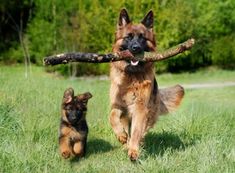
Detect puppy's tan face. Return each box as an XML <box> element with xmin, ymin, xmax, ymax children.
<box><xmin>61</xmin><ymin>88</ymin><xmax>92</xmax><ymax>125</ymax></box>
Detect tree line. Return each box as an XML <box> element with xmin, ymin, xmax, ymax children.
<box><xmin>1</xmin><ymin>0</ymin><xmax>235</xmax><ymax>76</ymax></box>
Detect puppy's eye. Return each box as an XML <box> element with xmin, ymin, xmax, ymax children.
<box><xmin>65</xmin><ymin>106</ymin><xmax>72</xmax><ymax>110</ymax></box>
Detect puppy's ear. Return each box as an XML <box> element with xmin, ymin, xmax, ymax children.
<box><xmin>77</xmin><ymin>92</ymin><xmax>92</xmax><ymax>104</ymax></box>
<box><xmin>141</xmin><ymin>10</ymin><xmax>154</xmax><ymax>29</ymax></box>
<box><xmin>118</xmin><ymin>8</ymin><xmax>131</xmax><ymax>27</ymax></box>
<box><xmin>63</xmin><ymin>88</ymin><xmax>74</xmax><ymax>104</ymax></box>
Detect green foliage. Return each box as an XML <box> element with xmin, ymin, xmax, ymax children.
<box><xmin>211</xmin><ymin>35</ymin><xmax>235</xmax><ymax>69</ymax></box>
<box><xmin>1</xmin><ymin>0</ymin><xmax>235</xmax><ymax>75</ymax></box>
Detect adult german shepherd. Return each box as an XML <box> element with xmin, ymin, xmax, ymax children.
<box><xmin>109</xmin><ymin>9</ymin><xmax>184</xmax><ymax>161</ymax></box>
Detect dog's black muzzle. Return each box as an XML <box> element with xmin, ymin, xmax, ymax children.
<box><xmin>67</xmin><ymin>110</ymin><xmax>83</xmax><ymax>125</ymax></box>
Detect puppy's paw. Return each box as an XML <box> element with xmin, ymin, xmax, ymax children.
<box><xmin>128</xmin><ymin>149</ymin><xmax>139</xmax><ymax>161</ymax></box>
<box><xmin>73</xmin><ymin>141</ymin><xmax>85</xmax><ymax>157</ymax></box>
<box><xmin>61</xmin><ymin>150</ymin><xmax>71</xmax><ymax>159</ymax></box>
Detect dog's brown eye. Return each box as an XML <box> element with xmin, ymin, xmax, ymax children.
<box><xmin>119</xmin><ymin>46</ymin><xmax>124</xmax><ymax>51</ymax></box>
<box><xmin>127</xmin><ymin>33</ymin><xmax>134</xmax><ymax>39</ymax></box>
<box><xmin>139</xmin><ymin>33</ymin><xmax>144</xmax><ymax>38</ymax></box>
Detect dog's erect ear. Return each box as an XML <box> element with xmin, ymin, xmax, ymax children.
<box><xmin>77</xmin><ymin>92</ymin><xmax>92</xmax><ymax>104</ymax></box>
<box><xmin>118</xmin><ymin>8</ymin><xmax>131</xmax><ymax>27</ymax></box>
<box><xmin>63</xmin><ymin>88</ymin><xmax>74</xmax><ymax>104</ymax></box>
<box><xmin>141</xmin><ymin>10</ymin><xmax>154</xmax><ymax>29</ymax></box>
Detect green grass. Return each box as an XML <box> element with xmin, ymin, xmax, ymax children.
<box><xmin>157</xmin><ymin>67</ymin><xmax>235</xmax><ymax>86</ymax></box>
<box><xmin>0</xmin><ymin>65</ymin><xmax>234</xmax><ymax>173</ymax></box>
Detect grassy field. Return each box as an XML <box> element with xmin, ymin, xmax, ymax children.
<box><xmin>0</xmin><ymin>65</ymin><xmax>235</xmax><ymax>173</ymax></box>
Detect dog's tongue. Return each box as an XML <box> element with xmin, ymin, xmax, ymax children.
<box><xmin>131</xmin><ymin>60</ymin><xmax>139</xmax><ymax>66</ymax></box>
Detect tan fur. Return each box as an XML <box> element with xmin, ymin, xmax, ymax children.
<box><xmin>109</xmin><ymin>9</ymin><xmax>184</xmax><ymax>161</ymax></box>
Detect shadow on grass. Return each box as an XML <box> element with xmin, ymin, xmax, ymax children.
<box><xmin>87</xmin><ymin>138</ymin><xmax>114</xmax><ymax>155</ymax></box>
<box><xmin>70</xmin><ymin>138</ymin><xmax>114</xmax><ymax>162</ymax></box>
<box><xmin>143</xmin><ymin>131</ymin><xmax>194</xmax><ymax>157</ymax></box>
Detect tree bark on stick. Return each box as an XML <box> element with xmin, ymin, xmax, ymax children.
<box><xmin>43</xmin><ymin>38</ymin><xmax>195</xmax><ymax>66</ymax></box>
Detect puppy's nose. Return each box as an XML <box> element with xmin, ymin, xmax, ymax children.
<box><xmin>69</xmin><ymin>114</ymin><xmax>77</xmax><ymax>120</ymax></box>
<box><xmin>131</xmin><ymin>45</ymin><xmax>141</xmax><ymax>54</ymax></box>
<box><xmin>77</xmin><ymin>110</ymin><xmax>83</xmax><ymax>117</ymax></box>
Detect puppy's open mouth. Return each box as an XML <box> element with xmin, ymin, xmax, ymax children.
<box><xmin>130</xmin><ymin>60</ymin><xmax>139</xmax><ymax>66</ymax></box>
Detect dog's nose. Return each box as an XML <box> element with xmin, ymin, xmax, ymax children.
<box><xmin>131</xmin><ymin>45</ymin><xmax>141</xmax><ymax>54</ymax></box>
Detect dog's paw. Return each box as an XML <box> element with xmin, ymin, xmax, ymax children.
<box><xmin>61</xmin><ymin>151</ymin><xmax>71</xmax><ymax>159</ymax></box>
<box><xmin>73</xmin><ymin>142</ymin><xmax>84</xmax><ymax>157</ymax></box>
<box><xmin>117</xmin><ymin>133</ymin><xmax>128</xmax><ymax>144</ymax></box>
<box><xmin>128</xmin><ymin>149</ymin><xmax>139</xmax><ymax>161</ymax></box>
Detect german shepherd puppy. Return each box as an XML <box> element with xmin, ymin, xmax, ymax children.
<box><xmin>59</xmin><ymin>88</ymin><xmax>92</xmax><ymax>159</ymax></box>
<box><xmin>109</xmin><ymin>9</ymin><xmax>184</xmax><ymax>161</ymax></box>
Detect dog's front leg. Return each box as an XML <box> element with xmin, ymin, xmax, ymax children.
<box><xmin>73</xmin><ymin>140</ymin><xmax>85</xmax><ymax>157</ymax></box>
<box><xmin>128</xmin><ymin>103</ymin><xmax>148</xmax><ymax>161</ymax></box>
<box><xmin>109</xmin><ymin>108</ymin><xmax>128</xmax><ymax>144</ymax></box>
<box><xmin>59</xmin><ymin>136</ymin><xmax>72</xmax><ymax>159</ymax></box>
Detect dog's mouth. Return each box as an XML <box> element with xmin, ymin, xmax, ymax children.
<box><xmin>130</xmin><ymin>60</ymin><xmax>139</xmax><ymax>66</ymax></box>
<box><xmin>127</xmin><ymin>51</ymin><xmax>142</xmax><ymax>66</ymax></box>
<box><xmin>126</xmin><ymin>59</ymin><xmax>141</xmax><ymax>67</ymax></box>
<box><xmin>119</xmin><ymin>47</ymin><xmax>143</xmax><ymax>67</ymax></box>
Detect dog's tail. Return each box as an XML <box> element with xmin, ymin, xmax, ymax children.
<box><xmin>158</xmin><ymin>85</ymin><xmax>184</xmax><ymax>115</ymax></box>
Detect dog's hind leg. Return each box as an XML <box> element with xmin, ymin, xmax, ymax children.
<box><xmin>109</xmin><ymin>107</ymin><xmax>129</xmax><ymax>144</ymax></box>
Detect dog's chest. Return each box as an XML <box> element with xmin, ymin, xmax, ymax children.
<box><xmin>121</xmin><ymin>79</ymin><xmax>153</xmax><ymax>106</ymax></box>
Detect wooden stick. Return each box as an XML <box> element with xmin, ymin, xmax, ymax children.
<box><xmin>139</xmin><ymin>38</ymin><xmax>195</xmax><ymax>62</ymax></box>
<box><xmin>43</xmin><ymin>50</ymin><xmax>133</xmax><ymax>66</ymax></box>
<box><xmin>43</xmin><ymin>38</ymin><xmax>195</xmax><ymax>66</ymax></box>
